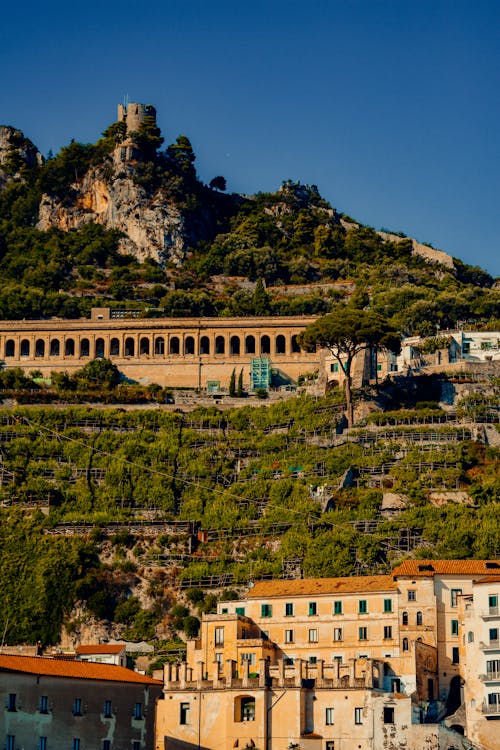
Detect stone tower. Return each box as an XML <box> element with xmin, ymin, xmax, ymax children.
<box><xmin>115</xmin><ymin>102</ymin><xmax>157</xmax><ymax>163</ymax></box>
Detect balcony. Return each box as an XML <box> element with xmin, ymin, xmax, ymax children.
<box><xmin>479</xmin><ymin>640</ymin><xmax>500</xmax><ymax>651</ymax></box>
<box><xmin>481</xmin><ymin>608</ymin><xmax>500</xmax><ymax>620</ymax></box>
<box><xmin>482</xmin><ymin>703</ymin><xmax>500</xmax><ymax>716</ymax></box>
<box><xmin>479</xmin><ymin>672</ymin><xmax>500</xmax><ymax>682</ymax></box>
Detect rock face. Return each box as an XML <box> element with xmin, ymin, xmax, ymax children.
<box><xmin>38</xmin><ymin>166</ymin><xmax>194</xmax><ymax>266</ymax></box>
<box><xmin>0</xmin><ymin>126</ymin><xmax>42</xmax><ymax>188</ymax></box>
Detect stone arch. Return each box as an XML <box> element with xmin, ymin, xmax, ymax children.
<box><xmin>169</xmin><ymin>336</ymin><xmax>180</xmax><ymax>355</ymax></box>
<box><xmin>402</xmin><ymin>611</ymin><xmax>408</xmax><ymax>626</ymax></box>
<box><xmin>50</xmin><ymin>339</ymin><xmax>60</xmax><ymax>357</ymax></box>
<box><xmin>80</xmin><ymin>338</ymin><xmax>90</xmax><ymax>357</ymax></box>
<box><xmin>245</xmin><ymin>335</ymin><xmax>256</xmax><ymax>354</ymax></box>
<box><xmin>5</xmin><ymin>340</ymin><xmax>15</xmax><ymax>357</ymax></box>
<box><xmin>110</xmin><ymin>338</ymin><xmax>120</xmax><ymax>356</ymax></box>
<box><xmin>35</xmin><ymin>339</ymin><xmax>45</xmax><ymax>357</ymax></box>
<box><xmin>215</xmin><ymin>336</ymin><xmax>225</xmax><ymax>354</ymax></box>
<box><xmin>416</xmin><ymin>611</ymin><xmax>423</xmax><ymax>626</ymax></box>
<box><xmin>185</xmin><ymin>336</ymin><xmax>195</xmax><ymax>355</ymax></box>
<box><xmin>402</xmin><ymin>637</ymin><xmax>409</xmax><ymax>652</ymax></box>
<box><xmin>154</xmin><ymin>337</ymin><xmax>165</xmax><ymax>355</ymax></box>
<box><xmin>291</xmin><ymin>335</ymin><xmax>301</xmax><ymax>353</ymax></box>
<box><xmin>20</xmin><ymin>339</ymin><xmax>30</xmax><ymax>357</ymax></box>
<box><xmin>261</xmin><ymin>335</ymin><xmax>271</xmax><ymax>355</ymax></box>
<box><xmin>65</xmin><ymin>339</ymin><xmax>75</xmax><ymax>357</ymax></box>
<box><xmin>124</xmin><ymin>337</ymin><xmax>135</xmax><ymax>357</ymax></box>
<box><xmin>95</xmin><ymin>338</ymin><xmax>105</xmax><ymax>358</ymax></box>
<box><xmin>200</xmin><ymin>336</ymin><xmax>210</xmax><ymax>355</ymax></box>
<box><xmin>230</xmin><ymin>336</ymin><xmax>241</xmax><ymax>355</ymax></box>
<box><xmin>140</xmin><ymin>337</ymin><xmax>150</xmax><ymax>356</ymax></box>
<box><xmin>276</xmin><ymin>334</ymin><xmax>286</xmax><ymax>354</ymax></box>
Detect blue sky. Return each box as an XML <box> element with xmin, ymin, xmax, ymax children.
<box><xmin>1</xmin><ymin>0</ymin><xmax>499</xmax><ymax>275</ymax></box>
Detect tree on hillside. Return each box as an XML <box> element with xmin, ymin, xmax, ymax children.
<box><xmin>298</xmin><ymin>307</ymin><xmax>401</xmax><ymax>425</ymax></box>
<box><xmin>209</xmin><ymin>175</ymin><xmax>226</xmax><ymax>191</ymax></box>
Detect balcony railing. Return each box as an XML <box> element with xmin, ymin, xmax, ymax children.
<box><xmin>479</xmin><ymin>672</ymin><xmax>500</xmax><ymax>682</ymax></box>
<box><xmin>481</xmin><ymin>607</ymin><xmax>499</xmax><ymax>620</ymax></box>
<box><xmin>479</xmin><ymin>640</ymin><xmax>500</xmax><ymax>650</ymax></box>
<box><xmin>482</xmin><ymin>703</ymin><xmax>500</xmax><ymax>715</ymax></box>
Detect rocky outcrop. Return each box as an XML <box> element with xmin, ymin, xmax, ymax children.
<box><xmin>0</xmin><ymin>126</ymin><xmax>42</xmax><ymax>188</ymax></box>
<box><xmin>377</xmin><ymin>230</ymin><xmax>455</xmax><ymax>269</ymax></box>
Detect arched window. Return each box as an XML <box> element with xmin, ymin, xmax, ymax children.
<box><xmin>124</xmin><ymin>337</ymin><xmax>135</xmax><ymax>357</ymax></box>
<box><xmin>110</xmin><ymin>338</ymin><xmax>120</xmax><ymax>356</ymax></box>
<box><xmin>468</xmin><ymin>631</ymin><xmax>474</xmax><ymax>643</ymax></box>
<box><xmin>291</xmin><ymin>335</ymin><xmax>301</xmax><ymax>353</ymax></box>
<box><xmin>402</xmin><ymin>612</ymin><xmax>408</xmax><ymax>626</ymax></box>
<box><xmin>235</xmin><ymin>696</ymin><xmax>255</xmax><ymax>722</ymax></box>
<box><xmin>245</xmin><ymin>335</ymin><xmax>256</xmax><ymax>354</ymax></box>
<box><xmin>65</xmin><ymin>339</ymin><xmax>75</xmax><ymax>357</ymax></box>
<box><xmin>20</xmin><ymin>339</ymin><xmax>30</xmax><ymax>357</ymax></box>
<box><xmin>276</xmin><ymin>334</ymin><xmax>286</xmax><ymax>354</ymax></box>
<box><xmin>402</xmin><ymin>637</ymin><xmax>409</xmax><ymax>652</ymax></box>
<box><xmin>154</xmin><ymin>337</ymin><xmax>165</xmax><ymax>355</ymax></box>
<box><xmin>5</xmin><ymin>340</ymin><xmax>15</xmax><ymax>357</ymax></box>
<box><xmin>80</xmin><ymin>338</ymin><xmax>90</xmax><ymax>357</ymax></box>
<box><xmin>261</xmin><ymin>335</ymin><xmax>271</xmax><ymax>355</ymax></box>
<box><xmin>35</xmin><ymin>339</ymin><xmax>45</xmax><ymax>357</ymax></box>
<box><xmin>140</xmin><ymin>337</ymin><xmax>150</xmax><ymax>356</ymax></box>
<box><xmin>230</xmin><ymin>336</ymin><xmax>241</xmax><ymax>355</ymax></box>
<box><xmin>215</xmin><ymin>336</ymin><xmax>225</xmax><ymax>354</ymax></box>
<box><xmin>169</xmin><ymin>336</ymin><xmax>180</xmax><ymax>355</ymax></box>
<box><xmin>416</xmin><ymin>611</ymin><xmax>423</xmax><ymax>626</ymax></box>
<box><xmin>200</xmin><ymin>336</ymin><xmax>210</xmax><ymax>355</ymax></box>
<box><xmin>50</xmin><ymin>339</ymin><xmax>60</xmax><ymax>357</ymax></box>
<box><xmin>185</xmin><ymin>336</ymin><xmax>195</xmax><ymax>355</ymax></box>
<box><xmin>95</xmin><ymin>338</ymin><xmax>105</xmax><ymax>358</ymax></box>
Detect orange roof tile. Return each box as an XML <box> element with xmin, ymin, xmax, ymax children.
<box><xmin>76</xmin><ymin>644</ymin><xmax>124</xmax><ymax>655</ymax></box>
<box><xmin>0</xmin><ymin>654</ymin><xmax>162</xmax><ymax>685</ymax></box>
<box><xmin>392</xmin><ymin>560</ymin><xmax>500</xmax><ymax>577</ymax></box>
<box><xmin>247</xmin><ymin>575</ymin><xmax>397</xmax><ymax>599</ymax></box>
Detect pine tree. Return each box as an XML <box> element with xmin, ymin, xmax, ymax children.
<box><xmin>253</xmin><ymin>278</ymin><xmax>270</xmax><ymax>316</ymax></box>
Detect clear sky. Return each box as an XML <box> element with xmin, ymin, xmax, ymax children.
<box><xmin>1</xmin><ymin>0</ymin><xmax>499</xmax><ymax>275</ymax></box>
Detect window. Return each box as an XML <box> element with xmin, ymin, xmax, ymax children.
<box><xmin>215</xmin><ymin>627</ymin><xmax>224</xmax><ymax>646</ymax></box>
<box><xmin>285</xmin><ymin>602</ymin><xmax>294</xmax><ymax>616</ymax></box>
<box><xmin>132</xmin><ymin>743</ymin><xmax>141</xmax><ymax>750</ymax></box>
<box><xmin>402</xmin><ymin>637</ymin><xmax>409</xmax><ymax>652</ymax></box>
<box><xmin>309</xmin><ymin>629</ymin><xmax>318</xmax><ymax>643</ymax></box>
<box><xmin>102</xmin><ymin>741</ymin><xmax>111</xmax><ymax>750</ymax></box>
<box><xmin>38</xmin><ymin>739</ymin><xmax>47</xmax><ymax>750</ymax></box>
<box><xmin>6</xmin><ymin>737</ymin><xmax>15</xmax><ymax>750</ymax></box>
<box><xmin>215</xmin><ymin>652</ymin><xmax>223</xmax><ymax>669</ymax></box>
<box><xmin>240</xmin><ymin>696</ymin><xmax>256</xmax><ymax>722</ymax></box>
<box><xmin>402</xmin><ymin>611</ymin><xmax>408</xmax><ymax>626</ymax></box>
<box><xmin>333</xmin><ymin>628</ymin><xmax>343</xmax><ymax>641</ymax></box>
<box><xmin>451</xmin><ymin>588</ymin><xmax>462</xmax><ymax>607</ymax></box>
<box><xmin>326</xmin><ymin>743</ymin><xmax>335</xmax><ymax>750</ymax></box>
<box><xmin>451</xmin><ymin>619</ymin><xmax>459</xmax><ymax>636</ymax></box>
<box><xmin>408</xmin><ymin>590</ymin><xmax>416</xmax><ymax>601</ymax></box>
<box><xmin>383</xmin><ymin>706</ymin><xmax>395</xmax><ymax>723</ymax></box>
<box><xmin>489</xmin><ymin>595</ymin><xmax>498</xmax><ymax>614</ymax></box>
<box><xmin>468</xmin><ymin>631</ymin><xmax>474</xmax><ymax>643</ymax></box>
<box><xmin>73</xmin><ymin>698</ymin><xmax>82</xmax><ymax>716</ymax></box>
<box><xmin>309</xmin><ymin>656</ymin><xmax>317</xmax><ymax>664</ymax></box>
<box><xmin>325</xmin><ymin>707</ymin><xmax>335</xmax><ymax>725</ymax></box>
<box><xmin>241</xmin><ymin>653</ymin><xmax>256</xmax><ymax>665</ymax></box>
<box><xmin>384</xmin><ymin>626</ymin><xmax>393</xmax><ymax>640</ymax></box>
<box><xmin>133</xmin><ymin>702</ymin><xmax>143</xmax><ymax>720</ymax></box>
<box><xmin>261</xmin><ymin>603</ymin><xmax>272</xmax><ymax>618</ymax></box>
<box><xmin>39</xmin><ymin>695</ymin><xmax>49</xmax><ymax>714</ymax></box>
<box><xmin>416</xmin><ymin>611</ymin><xmax>423</xmax><ymax>626</ymax></box>
<box><xmin>180</xmin><ymin>702</ymin><xmax>190</xmax><ymax>724</ymax></box>
<box><xmin>486</xmin><ymin>660</ymin><xmax>500</xmax><ymax>675</ymax></box>
<box><xmin>309</xmin><ymin>602</ymin><xmax>317</xmax><ymax>616</ymax></box>
<box><xmin>384</xmin><ymin>599</ymin><xmax>392</xmax><ymax>613</ymax></box>
<box><xmin>359</xmin><ymin>600</ymin><xmax>367</xmax><ymax>614</ymax></box>
<box><xmin>354</xmin><ymin>707</ymin><xmax>363</xmax><ymax>725</ymax></box>
<box><xmin>104</xmin><ymin>700</ymin><xmax>112</xmax><ymax>718</ymax></box>
<box><xmin>452</xmin><ymin>647</ymin><xmax>459</xmax><ymax>664</ymax></box>
<box><xmin>490</xmin><ymin>628</ymin><xmax>499</xmax><ymax>644</ymax></box>
<box><xmin>359</xmin><ymin>627</ymin><xmax>367</xmax><ymax>641</ymax></box>
<box><xmin>7</xmin><ymin>693</ymin><xmax>16</xmax><ymax>711</ymax></box>
<box><xmin>334</xmin><ymin>601</ymin><xmax>342</xmax><ymax>615</ymax></box>
<box><xmin>72</xmin><ymin>741</ymin><xmax>80</xmax><ymax>750</ymax></box>
<box><xmin>285</xmin><ymin>629</ymin><xmax>294</xmax><ymax>643</ymax></box>
<box><xmin>221</xmin><ymin>608</ymin><xmax>228</xmax><ymax>614</ymax></box>
<box><xmin>331</xmin><ymin>362</ymin><xmax>339</xmax><ymax>373</ymax></box>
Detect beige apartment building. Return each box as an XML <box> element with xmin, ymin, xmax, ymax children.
<box><xmin>156</xmin><ymin>560</ymin><xmax>500</xmax><ymax>750</ymax></box>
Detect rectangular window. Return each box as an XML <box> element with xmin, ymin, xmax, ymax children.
<box><xmin>180</xmin><ymin>702</ymin><xmax>190</xmax><ymax>725</ymax></box>
<box><xmin>354</xmin><ymin>707</ymin><xmax>363</xmax><ymax>725</ymax></box>
<box><xmin>451</xmin><ymin>588</ymin><xmax>462</xmax><ymax>607</ymax></box>
<box><xmin>325</xmin><ymin>707</ymin><xmax>334</xmax><ymax>725</ymax></box>
<box><xmin>39</xmin><ymin>695</ymin><xmax>49</xmax><ymax>714</ymax></box>
<box><xmin>261</xmin><ymin>604</ymin><xmax>272</xmax><ymax>618</ymax></box>
<box><xmin>309</xmin><ymin>628</ymin><xmax>318</xmax><ymax>643</ymax></box>
<box><xmin>333</xmin><ymin>601</ymin><xmax>342</xmax><ymax>615</ymax></box>
<box><xmin>452</xmin><ymin>647</ymin><xmax>459</xmax><ymax>664</ymax></box>
<box><xmin>104</xmin><ymin>699</ymin><xmax>112</xmax><ymax>718</ymax></box>
<box><xmin>334</xmin><ymin>628</ymin><xmax>343</xmax><ymax>641</ymax></box>
<box><xmin>285</xmin><ymin>602</ymin><xmax>294</xmax><ymax>617</ymax></box>
<box><xmin>285</xmin><ymin>629</ymin><xmax>294</xmax><ymax>643</ymax></box>
<box><xmin>103</xmin><ymin>741</ymin><xmax>111</xmax><ymax>750</ymax></box>
<box><xmin>38</xmin><ymin>739</ymin><xmax>47</xmax><ymax>750</ymax></box>
<box><xmin>451</xmin><ymin>619</ymin><xmax>459</xmax><ymax>636</ymax></box>
<box><xmin>489</xmin><ymin>595</ymin><xmax>498</xmax><ymax>613</ymax></box>
<box><xmin>384</xmin><ymin>599</ymin><xmax>392</xmax><ymax>613</ymax></box>
<box><xmin>331</xmin><ymin>363</ymin><xmax>339</xmax><ymax>373</ymax></box>
<box><xmin>407</xmin><ymin>590</ymin><xmax>416</xmax><ymax>601</ymax></box>
<box><xmin>6</xmin><ymin>738</ymin><xmax>15</xmax><ymax>750</ymax></box>
<box><xmin>359</xmin><ymin>627</ymin><xmax>367</xmax><ymax>641</ymax></box>
<box><xmin>7</xmin><ymin>693</ymin><xmax>16</xmax><ymax>711</ymax></box>
<box><xmin>309</xmin><ymin>602</ymin><xmax>317</xmax><ymax>616</ymax></box>
<box><xmin>72</xmin><ymin>741</ymin><xmax>80</xmax><ymax>750</ymax></box>
<box><xmin>489</xmin><ymin>628</ymin><xmax>499</xmax><ymax>643</ymax></box>
<box><xmin>309</xmin><ymin>656</ymin><xmax>317</xmax><ymax>664</ymax></box>
<box><xmin>383</xmin><ymin>706</ymin><xmax>394</xmax><ymax>723</ymax></box>
<box><xmin>384</xmin><ymin>626</ymin><xmax>393</xmax><ymax>640</ymax></box>
<box><xmin>132</xmin><ymin>743</ymin><xmax>141</xmax><ymax>750</ymax></box>
<box><xmin>73</xmin><ymin>698</ymin><xmax>82</xmax><ymax>716</ymax></box>
<box><xmin>134</xmin><ymin>702</ymin><xmax>143</xmax><ymax>720</ymax></box>
<box><xmin>221</xmin><ymin>607</ymin><xmax>228</xmax><ymax>614</ymax></box>
<box><xmin>235</xmin><ymin>607</ymin><xmax>245</xmax><ymax>616</ymax></box>
<box><xmin>215</xmin><ymin>652</ymin><xmax>223</xmax><ymax>670</ymax></box>
<box><xmin>326</xmin><ymin>743</ymin><xmax>335</xmax><ymax>750</ymax></box>
<box><xmin>241</xmin><ymin>653</ymin><xmax>256</xmax><ymax>665</ymax></box>
<box><xmin>359</xmin><ymin>600</ymin><xmax>367</xmax><ymax>614</ymax></box>
<box><xmin>214</xmin><ymin>627</ymin><xmax>224</xmax><ymax>645</ymax></box>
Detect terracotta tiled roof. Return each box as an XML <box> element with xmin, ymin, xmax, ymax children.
<box><xmin>247</xmin><ymin>575</ymin><xmax>397</xmax><ymax>599</ymax></box>
<box><xmin>392</xmin><ymin>560</ymin><xmax>500</xmax><ymax>577</ymax></box>
<box><xmin>76</xmin><ymin>644</ymin><xmax>124</xmax><ymax>655</ymax></box>
<box><xmin>0</xmin><ymin>654</ymin><xmax>161</xmax><ymax>685</ymax></box>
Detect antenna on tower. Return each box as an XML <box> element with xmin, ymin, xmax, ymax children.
<box><xmin>123</xmin><ymin>93</ymin><xmax>129</xmax><ymax>112</ymax></box>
